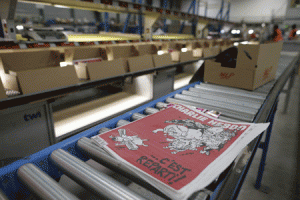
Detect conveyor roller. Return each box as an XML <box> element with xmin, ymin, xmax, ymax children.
<box><xmin>50</xmin><ymin>149</ymin><xmax>145</xmax><ymax>200</ymax></box>
<box><xmin>18</xmin><ymin>163</ymin><xmax>79</xmax><ymax>200</ymax></box>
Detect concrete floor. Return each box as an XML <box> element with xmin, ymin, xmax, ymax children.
<box><xmin>237</xmin><ymin>76</ymin><xmax>300</xmax><ymax>200</ymax></box>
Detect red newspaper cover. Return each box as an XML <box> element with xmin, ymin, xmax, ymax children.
<box><xmin>92</xmin><ymin>104</ymin><xmax>268</xmax><ymax>199</ymax></box>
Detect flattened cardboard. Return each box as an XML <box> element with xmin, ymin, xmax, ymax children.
<box><xmin>135</xmin><ymin>44</ymin><xmax>158</xmax><ymax>56</ymax></box>
<box><xmin>16</xmin><ymin>66</ymin><xmax>79</xmax><ymax>94</ymax></box>
<box><xmin>0</xmin><ymin>77</ymin><xmax>7</xmax><ymax>99</ymax></box>
<box><xmin>106</xmin><ymin>45</ymin><xmax>139</xmax><ymax>61</ymax></box>
<box><xmin>0</xmin><ymin>50</ymin><xmax>60</xmax><ymax>73</ymax></box>
<box><xmin>204</xmin><ymin>42</ymin><xmax>283</xmax><ymax>90</ymax></box>
<box><xmin>128</xmin><ymin>55</ymin><xmax>154</xmax><ymax>73</ymax></box>
<box><xmin>153</xmin><ymin>54</ymin><xmax>173</xmax><ymax>68</ymax></box>
<box><xmin>87</xmin><ymin>58</ymin><xmax>126</xmax><ymax>80</ymax></box>
<box><xmin>65</xmin><ymin>46</ymin><xmax>107</xmax><ymax>63</ymax></box>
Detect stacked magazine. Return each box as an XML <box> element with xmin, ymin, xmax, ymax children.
<box><xmin>92</xmin><ymin>104</ymin><xmax>269</xmax><ymax>200</ymax></box>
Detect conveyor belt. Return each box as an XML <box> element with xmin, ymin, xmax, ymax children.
<box><xmin>0</xmin><ymin>51</ymin><xmax>298</xmax><ymax>200</ymax></box>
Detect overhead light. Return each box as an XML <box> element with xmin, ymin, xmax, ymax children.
<box><xmin>181</xmin><ymin>48</ymin><xmax>188</xmax><ymax>52</ymax></box>
<box><xmin>248</xmin><ymin>29</ymin><xmax>254</xmax><ymax>34</ymax></box>
<box><xmin>297</xmin><ymin>30</ymin><xmax>300</xmax><ymax>35</ymax></box>
<box><xmin>60</xmin><ymin>62</ymin><xmax>71</xmax><ymax>67</ymax></box>
<box><xmin>262</xmin><ymin>23</ymin><xmax>266</xmax><ymax>27</ymax></box>
<box><xmin>157</xmin><ymin>50</ymin><xmax>165</xmax><ymax>55</ymax></box>
<box><xmin>233</xmin><ymin>42</ymin><xmax>239</xmax><ymax>46</ymax></box>
<box><xmin>231</xmin><ymin>30</ymin><xmax>237</xmax><ymax>34</ymax></box>
<box><xmin>221</xmin><ymin>30</ymin><xmax>225</xmax><ymax>34</ymax></box>
<box><xmin>236</xmin><ymin>30</ymin><xmax>241</xmax><ymax>34</ymax></box>
<box><xmin>16</xmin><ymin>25</ymin><xmax>24</xmax><ymax>30</ymax></box>
<box><xmin>54</xmin><ymin>5</ymin><xmax>69</xmax><ymax>8</ymax></box>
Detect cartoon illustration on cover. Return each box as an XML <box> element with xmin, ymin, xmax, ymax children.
<box><xmin>110</xmin><ymin>129</ymin><xmax>149</xmax><ymax>150</ymax></box>
<box><xmin>153</xmin><ymin>119</ymin><xmax>237</xmax><ymax>155</ymax></box>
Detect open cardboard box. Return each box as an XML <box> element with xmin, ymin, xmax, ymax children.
<box><xmin>161</xmin><ymin>42</ymin><xmax>184</xmax><ymax>62</ymax></box>
<box><xmin>106</xmin><ymin>45</ymin><xmax>139</xmax><ymax>61</ymax></box>
<box><xmin>204</xmin><ymin>42</ymin><xmax>283</xmax><ymax>90</ymax></box>
<box><xmin>75</xmin><ymin>58</ymin><xmax>126</xmax><ymax>80</ymax></box>
<box><xmin>134</xmin><ymin>44</ymin><xmax>158</xmax><ymax>56</ymax></box>
<box><xmin>64</xmin><ymin>46</ymin><xmax>108</xmax><ymax>80</ymax></box>
<box><xmin>0</xmin><ymin>50</ymin><xmax>78</xmax><ymax>95</ymax></box>
<box><xmin>64</xmin><ymin>46</ymin><xmax>107</xmax><ymax>63</ymax></box>
<box><xmin>152</xmin><ymin>54</ymin><xmax>173</xmax><ymax>68</ymax></box>
<box><xmin>0</xmin><ymin>49</ymin><xmax>61</xmax><ymax>73</ymax></box>
<box><xmin>203</xmin><ymin>46</ymin><xmax>220</xmax><ymax>57</ymax></box>
<box><xmin>128</xmin><ymin>55</ymin><xmax>155</xmax><ymax>72</ymax></box>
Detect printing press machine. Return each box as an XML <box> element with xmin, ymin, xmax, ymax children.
<box><xmin>0</xmin><ymin>42</ymin><xmax>299</xmax><ymax>200</ymax></box>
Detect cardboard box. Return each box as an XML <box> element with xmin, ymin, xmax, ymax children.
<box><xmin>204</xmin><ymin>42</ymin><xmax>283</xmax><ymax>90</ymax></box>
<box><xmin>193</xmin><ymin>48</ymin><xmax>203</xmax><ymax>58</ymax></box>
<box><xmin>64</xmin><ymin>46</ymin><xmax>107</xmax><ymax>63</ymax></box>
<box><xmin>128</xmin><ymin>55</ymin><xmax>154</xmax><ymax>72</ymax></box>
<box><xmin>135</xmin><ymin>44</ymin><xmax>158</xmax><ymax>56</ymax></box>
<box><xmin>0</xmin><ymin>77</ymin><xmax>7</xmax><ymax>99</ymax></box>
<box><xmin>9</xmin><ymin>66</ymin><xmax>79</xmax><ymax>94</ymax></box>
<box><xmin>106</xmin><ymin>45</ymin><xmax>139</xmax><ymax>61</ymax></box>
<box><xmin>186</xmin><ymin>41</ymin><xmax>202</xmax><ymax>50</ymax></box>
<box><xmin>0</xmin><ymin>49</ymin><xmax>61</xmax><ymax>73</ymax></box>
<box><xmin>152</xmin><ymin>54</ymin><xmax>173</xmax><ymax>68</ymax></box>
<box><xmin>180</xmin><ymin>51</ymin><xmax>196</xmax><ymax>62</ymax></box>
<box><xmin>203</xmin><ymin>46</ymin><xmax>220</xmax><ymax>57</ymax></box>
<box><xmin>75</xmin><ymin>58</ymin><xmax>126</xmax><ymax>80</ymax></box>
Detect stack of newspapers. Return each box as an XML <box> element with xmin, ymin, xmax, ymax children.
<box><xmin>92</xmin><ymin>104</ymin><xmax>269</xmax><ymax>200</ymax></box>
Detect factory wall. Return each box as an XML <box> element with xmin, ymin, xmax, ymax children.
<box><xmin>181</xmin><ymin>0</ymin><xmax>289</xmax><ymax>23</ymax></box>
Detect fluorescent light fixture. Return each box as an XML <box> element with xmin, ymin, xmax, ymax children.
<box><xmin>233</xmin><ymin>42</ymin><xmax>239</xmax><ymax>46</ymax></box>
<box><xmin>248</xmin><ymin>29</ymin><xmax>254</xmax><ymax>34</ymax></box>
<box><xmin>16</xmin><ymin>25</ymin><xmax>24</xmax><ymax>30</ymax></box>
<box><xmin>241</xmin><ymin>41</ymin><xmax>249</xmax><ymax>44</ymax></box>
<box><xmin>297</xmin><ymin>30</ymin><xmax>300</xmax><ymax>35</ymax></box>
<box><xmin>236</xmin><ymin>30</ymin><xmax>241</xmax><ymax>34</ymax></box>
<box><xmin>54</xmin><ymin>5</ymin><xmax>69</xmax><ymax>8</ymax></box>
<box><xmin>181</xmin><ymin>48</ymin><xmax>188</xmax><ymax>52</ymax></box>
<box><xmin>60</xmin><ymin>62</ymin><xmax>71</xmax><ymax>67</ymax></box>
<box><xmin>231</xmin><ymin>30</ymin><xmax>237</xmax><ymax>34</ymax></box>
<box><xmin>157</xmin><ymin>50</ymin><xmax>164</xmax><ymax>55</ymax></box>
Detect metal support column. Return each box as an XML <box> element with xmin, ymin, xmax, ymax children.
<box><xmin>223</xmin><ymin>1</ymin><xmax>231</xmax><ymax>21</ymax></box>
<box><xmin>104</xmin><ymin>12</ymin><xmax>109</xmax><ymax>32</ymax></box>
<box><xmin>216</xmin><ymin>0</ymin><xmax>224</xmax><ymax>20</ymax></box>
<box><xmin>192</xmin><ymin>0</ymin><xmax>198</xmax><ymax>35</ymax></box>
<box><xmin>179</xmin><ymin>0</ymin><xmax>196</xmax><ymax>34</ymax></box>
<box><xmin>255</xmin><ymin>101</ymin><xmax>278</xmax><ymax>189</ymax></box>
<box><xmin>138</xmin><ymin>0</ymin><xmax>143</xmax><ymax>36</ymax></box>
<box><xmin>205</xmin><ymin>2</ymin><xmax>208</xmax><ymax>17</ymax></box>
<box><xmin>122</xmin><ymin>0</ymin><xmax>136</xmax><ymax>33</ymax></box>
<box><xmin>0</xmin><ymin>0</ymin><xmax>17</xmax><ymax>41</ymax></box>
<box><xmin>163</xmin><ymin>0</ymin><xmax>168</xmax><ymax>33</ymax></box>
